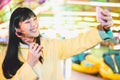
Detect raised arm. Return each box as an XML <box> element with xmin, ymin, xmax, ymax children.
<box><xmin>58</xmin><ymin>7</ymin><xmax>114</xmax><ymax>59</ymax></box>
<box><xmin>58</xmin><ymin>28</ymin><xmax>102</xmax><ymax>59</ymax></box>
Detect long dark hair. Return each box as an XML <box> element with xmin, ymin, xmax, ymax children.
<box><xmin>2</xmin><ymin>7</ymin><xmax>43</xmax><ymax>79</ymax></box>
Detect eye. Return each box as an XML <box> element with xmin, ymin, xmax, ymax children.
<box><xmin>24</xmin><ymin>20</ymin><xmax>30</xmax><ymax>24</ymax></box>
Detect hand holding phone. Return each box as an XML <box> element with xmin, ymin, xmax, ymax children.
<box><xmin>96</xmin><ymin>6</ymin><xmax>113</xmax><ymax>30</ymax></box>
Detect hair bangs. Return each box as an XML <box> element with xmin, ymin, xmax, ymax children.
<box><xmin>19</xmin><ymin>11</ymin><xmax>36</xmax><ymax>22</ymax></box>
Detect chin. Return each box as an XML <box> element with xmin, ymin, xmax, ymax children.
<box><xmin>33</xmin><ymin>33</ymin><xmax>39</xmax><ymax>37</ymax></box>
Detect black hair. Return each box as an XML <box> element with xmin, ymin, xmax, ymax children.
<box><xmin>2</xmin><ymin>7</ymin><xmax>43</xmax><ymax>79</ymax></box>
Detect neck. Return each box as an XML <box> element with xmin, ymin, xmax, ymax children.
<box><xmin>22</xmin><ymin>37</ymin><xmax>35</xmax><ymax>45</ymax></box>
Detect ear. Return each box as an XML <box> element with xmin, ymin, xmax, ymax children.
<box><xmin>15</xmin><ymin>28</ymin><xmax>22</xmax><ymax>38</ymax></box>
<box><xmin>15</xmin><ymin>28</ymin><xmax>22</xmax><ymax>33</ymax></box>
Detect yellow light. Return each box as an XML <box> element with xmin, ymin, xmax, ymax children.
<box><xmin>0</xmin><ymin>21</ymin><xmax>9</xmax><ymax>29</ymax></box>
<box><xmin>59</xmin><ymin>11</ymin><xmax>119</xmax><ymax>17</ymax></box>
<box><xmin>113</xmin><ymin>20</ymin><xmax>120</xmax><ymax>24</ymax></box>
<box><xmin>83</xmin><ymin>17</ymin><xmax>95</xmax><ymax>22</ymax></box>
<box><xmin>61</xmin><ymin>11</ymin><xmax>96</xmax><ymax>16</ymax></box>
<box><xmin>67</xmin><ymin>1</ymin><xmax>120</xmax><ymax>7</ymax></box>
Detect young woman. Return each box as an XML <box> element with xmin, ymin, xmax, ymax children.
<box><xmin>1</xmin><ymin>7</ymin><xmax>113</xmax><ymax>80</ymax></box>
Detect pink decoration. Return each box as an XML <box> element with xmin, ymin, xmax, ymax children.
<box><xmin>39</xmin><ymin>0</ymin><xmax>46</xmax><ymax>4</ymax></box>
<box><xmin>0</xmin><ymin>0</ymin><xmax>10</xmax><ymax>9</ymax></box>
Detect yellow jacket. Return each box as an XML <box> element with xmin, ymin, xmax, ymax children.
<box><xmin>0</xmin><ymin>28</ymin><xmax>102</xmax><ymax>80</ymax></box>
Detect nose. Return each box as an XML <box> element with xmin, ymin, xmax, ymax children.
<box><xmin>31</xmin><ymin>20</ymin><xmax>36</xmax><ymax>28</ymax></box>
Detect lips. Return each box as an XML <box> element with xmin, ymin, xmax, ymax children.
<box><xmin>30</xmin><ymin>28</ymin><xmax>37</xmax><ymax>33</ymax></box>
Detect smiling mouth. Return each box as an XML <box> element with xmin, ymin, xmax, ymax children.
<box><xmin>30</xmin><ymin>29</ymin><xmax>37</xmax><ymax>33</ymax></box>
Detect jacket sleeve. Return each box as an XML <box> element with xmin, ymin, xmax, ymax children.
<box><xmin>98</xmin><ymin>29</ymin><xmax>117</xmax><ymax>44</ymax></box>
<box><xmin>58</xmin><ymin>28</ymin><xmax>103</xmax><ymax>59</ymax></box>
<box><xmin>11</xmin><ymin>62</ymin><xmax>39</xmax><ymax>80</ymax></box>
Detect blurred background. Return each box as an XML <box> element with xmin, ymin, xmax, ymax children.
<box><xmin>0</xmin><ymin>0</ymin><xmax>120</xmax><ymax>80</ymax></box>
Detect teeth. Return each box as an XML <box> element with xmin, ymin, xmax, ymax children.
<box><xmin>31</xmin><ymin>29</ymin><xmax>36</xmax><ymax>32</ymax></box>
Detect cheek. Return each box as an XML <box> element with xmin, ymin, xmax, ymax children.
<box><xmin>35</xmin><ymin>21</ymin><xmax>39</xmax><ymax>27</ymax></box>
<box><xmin>23</xmin><ymin>29</ymin><xmax>31</xmax><ymax>36</ymax></box>
<box><xmin>22</xmin><ymin>31</ymin><xmax>31</xmax><ymax>38</ymax></box>
<box><xmin>19</xmin><ymin>23</ymin><xmax>31</xmax><ymax>37</ymax></box>
<box><xmin>21</xmin><ymin>28</ymin><xmax>30</xmax><ymax>36</ymax></box>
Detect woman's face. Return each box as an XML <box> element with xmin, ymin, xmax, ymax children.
<box><xmin>19</xmin><ymin>16</ymin><xmax>39</xmax><ymax>39</ymax></box>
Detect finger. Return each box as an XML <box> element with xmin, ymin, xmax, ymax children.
<box><xmin>35</xmin><ymin>45</ymin><xmax>41</xmax><ymax>54</ymax></box>
<box><xmin>32</xmin><ymin>43</ymin><xmax>39</xmax><ymax>54</ymax></box>
<box><xmin>97</xmin><ymin>13</ymin><xmax>106</xmax><ymax>23</ymax></box>
<box><xmin>101</xmin><ymin>22</ymin><xmax>110</xmax><ymax>26</ymax></box>
<box><xmin>34</xmin><ymin>46</ymin><xmax>43</xmax><ymax>58</ymax></box>
<box><xmin>98</xmin><ymin>16</ymin><xmax>113</xmax><ymax>26</ymax></box>
<box><xmin>98</xmin><ymin>10</ymin><xmax>112</xmax><ymax>20</ymax></box>
<box><xmin>102</xmin><ymin>20</ymin><xmax>113</xmax><ymax>26</ymax></box>
<box><xmin>97</xmin><ymin>17</ymin><xmax>106</xmax><ymax>23</ymax></box>
<box><xmin>39</xmin><ymin>46</ymin><xmax>43</xmax><ymax>53</ymax></box>
<box><xmin>96</xmin><ymin>7</ymin><xmax>104</xmax><ymax>14</ymax></box>
<box><xmin>101</xmin><ymin>9</ymin><xmax>111</xmax><ymax>16</ymax></box>
<box><xmin>29</xmin><ymin>43</ymin><xmax>36</xmax><ymax>50</ymax></box>
<box><xmin>36</xmin><ymin>51</ymin><xmax>43</xmax><ymax>59</ymax></box>
<box><xmin>36</xmin><ymin>46</ymin><xmax>43</xmax><ymax>54</ymax></box>
<box><xmin>96</xmin><ymin>6</ymin><xmax>104</xmax><ymax>22</ymax></box>
<box><xmin>100</xmin><ymin>16</ymin><xmax>112</xmax><ymax>21</ymax></box>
